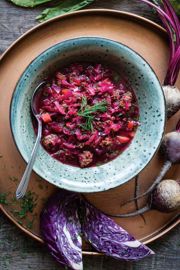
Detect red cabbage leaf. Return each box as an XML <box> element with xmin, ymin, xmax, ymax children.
<box><xmin>40</xmin><ymin>191</ymin><xmax>82</xmax><ymax>270</ymax></box>
<box><xmin>40</xmin><ymin>191</ymin><xmax>154</xmax><ymax>267</ymax></box>
<box><xmin>80</xmin><ymin>199</ymin><xmax>154</xmax><ymax>261</ymax></box>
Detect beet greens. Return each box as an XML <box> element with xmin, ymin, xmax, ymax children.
<box><xmin>113</xmin><ymin>0</ymin><xmax>180</xmax><ymax>218</ymax></box>
<box><xmin>37</xmin><ymin>0</ymin><xmax>95</xmax><ymax>22</ymax></box>
<box><xmin>141</xmin><ymin>0</ymin><xmax>180</xmax><ymax>86</ymax></box>
<box><xmin>10</xmin><ymin>0</ymin><xmax>52</xmax><ymax>7</ymax></box>
<box><xmin>141</xmin><ymin>0</ymin><xmax>180</xmax><ymax>118</ymax></box>
<box><xmin>10</xmin><ymin>0</ymin><xmax>95</xmax><ymax>22</ymax></box>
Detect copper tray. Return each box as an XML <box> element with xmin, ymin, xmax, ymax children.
<box><xmin>0</xmin><ymin>9</ymin><xmax>179</xmax><ymax>255</ymax></box>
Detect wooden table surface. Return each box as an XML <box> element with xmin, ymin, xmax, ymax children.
<box><xmin>0</xmin><ymin>0</ymin><xmax>179</xmax><ymax>269</ymax></box>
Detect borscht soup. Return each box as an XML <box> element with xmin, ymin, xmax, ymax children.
<box><xmin>33</xmin><ymin>63</ymin><xmax>139</xmax><ymax>167</ymax></box>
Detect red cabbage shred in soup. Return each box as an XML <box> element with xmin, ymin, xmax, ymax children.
<box><xmin>35</xmin><ymin>63</ymin><xmax>139</xmax><ymax>168</ymax></box>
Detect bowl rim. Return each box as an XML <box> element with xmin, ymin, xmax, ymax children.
<box><xmin>9</xmin><ymin>36</ymin><xmax>166</xmax><ymax>192</ymax></box>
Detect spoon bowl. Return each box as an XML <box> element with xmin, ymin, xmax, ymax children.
<box><xmin>31</xmin><ymin>81</ymin><xmax>46</xmax><ymax>117</ymax></box>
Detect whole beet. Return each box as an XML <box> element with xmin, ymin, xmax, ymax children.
<box><xmin>161</xmin><ymin>132</ymin><xmax>180</xmax><ymax>163</ymax></box>
<box><xmin>163</xmin><ymin>86</ymin><xmax>180</xmax><ymax>118</ymax></box>
<box><xmin>152</xmin><ymin>179</ymin><xmax>180</xmax><ymax>212</ymax></box>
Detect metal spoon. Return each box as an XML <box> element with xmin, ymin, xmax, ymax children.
<box><xmin>16</xmin><ymin>81</ymin><xmax>46</xmax><ymax>199</ymax></box>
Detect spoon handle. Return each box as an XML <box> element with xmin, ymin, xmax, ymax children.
<box><xmin>16</xmin><ymin>118</ymin><xmax>42</xmax><ymax>199</ymax></box>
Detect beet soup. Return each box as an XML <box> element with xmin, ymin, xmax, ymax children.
<box><xmin>33</xmin><ymin>63</ymin><xmax>139</xmax><ymax>168</ymax></box>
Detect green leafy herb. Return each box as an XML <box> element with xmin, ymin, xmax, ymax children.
<box><xmin>26</xmin><ymin>219</ymin><xmax>34</xmax><ymax>229</ymax></box>
<box><xmin>10</xmin><ymin>0</ymin><xmax>52</xmax><ymax>7</ymax></box>
<box><xmin>18</xmin><ymin>220</ymin><xmax>23</xmax><ymax>225</ymax></box>
<box><xmin>78</xmin><ymin>97</ymin><xmax>107</xmax><ymax>131</ymax></box>
<box><xmin>80</xmin><ymin>96</ymin><xmax>88</xmax><ymax>111</ymax></box>
<box><xmin>14</xmin><ymin>191</ymin><xmax>37</xmax><ymax>219</ymax></box>
<box><xmin>37</xmin><ymin>0</ymin><xmax>95</xmax><ymax>22</ymax></box>
<box><xmin>79</xmin><ymin>115</ymin><xmax>94</xmax><ymax>131</ymax></box>
<box><xmin>0</xmin><ymin>193</ymin><xmax>8</xmax><ymax>205</ymax></box>
<box><xmin>78</xmin><ymin>98</ymin><xmax>107</xmax><ymax>117</ymax></box>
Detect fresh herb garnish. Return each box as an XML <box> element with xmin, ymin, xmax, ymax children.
<box><xmin>18</xmin><ymin>220</ymin><xmax>23</xmax><ymax>225</ymax></box>
<box><xmin>79</xmin><ymin>116</ymin><xmax>94</xmax><ymax>131</ymax></box>
<box><xmin>1</xmin><ymin>190</ymin><xmax>37</xmax><ymax>230</ymax></box>
<box><xmin>78</xmin><ymin>97</ymin><xmax>107</xmax><ymax>131</ymax></box>
<box><xmin>14</xmin><ymin>191</ymin><xmax>37</xmax><ymax>219</ymax></box>
<box><xmin>78</xmin><ymin>97</ymin><xmax>107</xmax><ymax>116</ymax></box>
<box><xmin>0</xmin><ymin>193</ymin><xmax>8</xmax><ymax>205</ymax></box>
<box><xmin>80</xmin><ymin>96</ymin><xmax>88</xmax><ymax>111</ymax></box>
<box><xmin>26</xmin><ymin>218</ymin><xmax>34</xmax><ymax>229</ymax></box>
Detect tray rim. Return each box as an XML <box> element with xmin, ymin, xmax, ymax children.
<box><xmin>0</xmin><ymin>8</ymin><xmax>179</xmax><ymax>254</ymax></box>
<box><xmin>0</xmin><ymin>8</ymin><xmax>167</xmax><ymax>63</ymax></box>
<box><xmin>0</xmin><ymin>205</ymin><xmax>179</xmax><ymax>252</ymax></box>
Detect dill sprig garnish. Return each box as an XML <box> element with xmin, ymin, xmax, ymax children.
<box><xmin>13</xmin><ymin>191</ymin><xmax>37</xmax><ymax>219</ymax></box>
<box><xmin>78</xmin><ymin>97</ymin><xmax>107</xmax><ymax>131</ymax></box>
<box><xmin>0</xmin><ymin>193</ymin><xmax>8</xmax><ymax>205</ymax></box>
<box><xmin>79</xmin><ymin>116</ymin><xmax>94</xmax><ymax>131</ymax></box>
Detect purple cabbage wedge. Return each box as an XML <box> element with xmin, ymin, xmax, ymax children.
<box><xmin>80</xmin><ymin>199</ymin><xmax>154</xmax><ymax>261</ymax></box>
<box><xmin>40</xmin><ymin>190</ymin><xmax>82</xmax><ymax>270</ymax></box>
<box><xmin>40</xmin><ymin>190</ymin><xmax>154</xmax><ymax>266</ymax></box>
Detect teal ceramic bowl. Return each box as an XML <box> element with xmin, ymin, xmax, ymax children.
<box><xmin>10</xmin><ymin>37</ymin><xmax>165</xmax><ymax>193</ymax></box>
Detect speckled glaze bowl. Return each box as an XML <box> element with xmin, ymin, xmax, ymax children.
<box><xmin>10</xmin><ymin>37</ymin><xmax>165</xmax><ymax>193</ymax></box>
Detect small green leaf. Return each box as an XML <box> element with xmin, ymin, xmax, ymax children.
<box><xmin>12</xmin><ymin>191</ymin><xmax>38</xmax><ymax>219</ymax></box>
<box><xmin>18</xmin><ymin>220</ymin><xmax>23</xmax><ymax>225</ymax></box>
<box><xmin>80</xmin><ymin>96</ymin><xmax>88</xmax><ymax>111</ymax></box>
<box><xmin>26</xmin><ymin>219</ymin><xmax>34</xmax><ymax>229</ymax></box>
<box><xmin>78</xmin><ymin>98</ymin><xmax>107</xmax><ymax>131</ymax></box>
<box><xmin>37</xmin><ymin>0</ymin><xmax>95</xmax><ymax>22</ymax></box>
<box><xmin>79</xmin><ymin>116</ymin><xmax>94</xmax><ymax>131</ymax></box>
<box><xmin>10</xmin><ymin>0</ymin><xmax>52</xmax><ymax>8</ymax></box>
<box><xmin>78</xmin><ymin>100</ymin><xmax>107</xmax><ymax>117</ymax></box>
<box><xmin>0</xmin><ymin>193</ymin><xmax>8</xmax><ymax>205</ymax></box>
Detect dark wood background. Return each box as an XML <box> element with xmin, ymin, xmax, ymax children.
<box><xmin>0</xmin><ymin>0</ymin><xmax>179</xmax><ymax>269</ymax></box>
